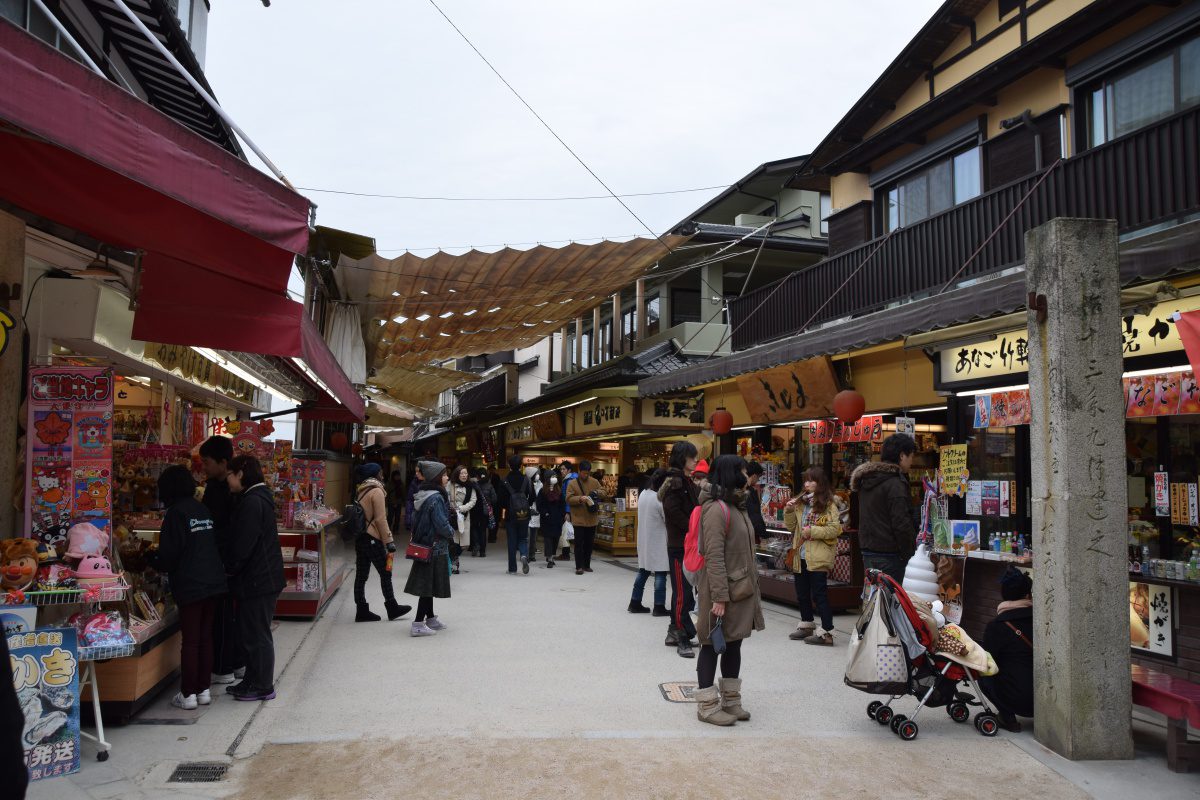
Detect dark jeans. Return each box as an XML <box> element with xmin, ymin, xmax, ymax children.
<box><xmin>794</xmin><ymin>559</ymin><xmax>833</xmax><ymax>631</ymax></box>
<box><xmin>667</xmin><ymin>548</ymin><xmax>696</xmax><ymax>638</ymax></box>
<box><xmin>543</xmin><ymin>528</ymin><xmax>561</xmax><ymax>561</ymax></box>
<box><xmin>863</xmin><ymin>552</ymin><xmax>906</xmax><ymax>585</ymax></box>
<box><xmin>179</xmin><ymin>596</ymin><xmax>216</xmax><ymax>696</ymax></box>
<box><xmin>211</xmin><ymin>593</ymin><xmax>244</xmax><ymax>675</ymax></box>
<box><xmin>470</xmin><ymin>520</ymin><xmax>487</xmax><ymax>555</ymax></box>
<box><xmin>237</xmin><ymin>592</ymin><xmax>278</xmax><ymax>691</ymax></box>
<box><xmin>573</xmin><ymin>525</ymin><xmax>597</xmax><ymax>570</ymax></box>
<box><xmin>697</xmin><ymin>639</ymin><xmax>743</xmax><ymax>689</ymax></box>
<box><xmin>354</xmin><ymin>534</ymin><xmax>396</xmax><ymax>605</ymax></box>
<box><xmin>415</xmin><ymin>596</ymin><xmax>434</xmax><ymax>622</ymax></box>
<box><xmin>632</xmin><ymin>569</ymin><xmax>667</xmax><ymax>606</ymax></box>
<box><xmin>506</xmin><ymin>517</ymin><xmax>529</xmax><ymax>572</ymax></box>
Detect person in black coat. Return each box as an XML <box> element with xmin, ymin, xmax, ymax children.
<box><xmin>150</xmin><ymin>465</ymin><xmax>227</xmax><ymax>710</ymax></box>
<box><xmin>225</xmin><ymin>455</ymin><xmax>286</xmax><ymax>702</ymax></box>
<box><xmin>980</xmin><ymin>566</ymin><xmax>1034</xmax><ymax>732</ymax></box>
<box><xmin>200</xmin><ymin>435</ymin><xmax>245</xmax><ymax>685</ymax></box>
<box><xmin>535</xmin><ymin>474</ymin><xmax>566</xmax><ymax>568</ymax></box>
<box><xmin>745</xmin><ymin>461</ymin><xmax>769</xmax><ymax>543</ymax></box>
<box><xmin>0</xmin><ymin>629</ymin><xmax>28</xmax><ymax>799</ymax></box>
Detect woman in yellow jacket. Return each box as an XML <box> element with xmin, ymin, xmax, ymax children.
<box><xmin>783</xmin><ymin>467</ymin><xmax>843</xmax><ymax>645</ymax></box>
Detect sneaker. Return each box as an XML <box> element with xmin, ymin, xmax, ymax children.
<box><xmin>234</xmin><ymin>667</ymin><xmax>246</xmax><ymax>680</ymax></box>
<box><xmin>521</xmin><ymin>556</ymin><xmax>530</xmax><ymax>575</ymax></box>
<box><xmin>233</xmin><ymin>686</ymin><xmax>276</xmax><ymax>702</ymax></box>
<box><xmin>804</xmin><ymin>630</ymin><xmax>834</xmax><ymax>646</ymax></box>
<box><xmin>426</xmin><ymin>616</ymin><xmax>447</xmax><ymax>631</ymax></box>
<box><xmin>197</xmin><ymin>689</ymin><xmax>212</xmax><ymax>706</ymax></box>
<box><xmin>171</xmin><ymin>692</ymin><xmax>198</xmax><ymax>710</ymax></box>
<box><xmin>226</xmin><ymin>682</ymin><xmax>251</xmax><ymax>696</ymax></box>
<box><xmin>627</xmin><ymin>601</ymin><xmax>651</xmax><ymax>614</ymax></box>
<box><xmin>211</xmin><ymin>672</ymin><xmax>236</xmax><ymax>684</ymax></box>
<box><xmin>411</xmin><ymin>621</ymin><xmax>436</xmax><ymax>637</ymax></box>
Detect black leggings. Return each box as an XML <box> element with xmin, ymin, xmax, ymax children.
<box><xmin>696</xmin><ymin>639</ymin><xmax>742</xmax><ymax>689</ymax></box>
<box><xmin>415</xmin><ymin>596</ymin><xmax>434</xmax><ymax>622</ymax></box>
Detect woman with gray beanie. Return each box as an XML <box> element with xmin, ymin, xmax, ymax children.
<box><xmin>404</xmin><ymin>461</ymin><xmax>456</xmax><ymax>636</ymax></box>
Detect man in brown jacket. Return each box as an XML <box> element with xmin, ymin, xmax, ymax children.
<box><xmin>566</xmin><ymin>460</ymin><xmax>607</xmax><ymax>575</ymax></box>
<box><xmin>353</xmin><ymin>463</ymin><xmax>412</xmax><ymax>622</ymax></box>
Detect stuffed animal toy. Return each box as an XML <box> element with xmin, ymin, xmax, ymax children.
<box><xmin>1</xmin><ymin>538</ymin><xmax>41</xmax><ymax>592</ymax></box>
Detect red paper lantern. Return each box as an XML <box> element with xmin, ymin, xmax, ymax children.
<box><xmin>709</xmin><ymin>406</ymin><xmax>734</xmax><ymax>435</ymax></box>
<box><xmin>330</xmin><ymin>431</ymin><xmax>348</xmax><ymax>451</ymax></box>
<box><xmin>833</xmin><ymin>390</ymin><xmax>866</xmax><ymax>424</ymax></box>
<box><xmin>351</xmin><ymin>442</ymin><xmax>364</xmax><ymax>457</ymax></box>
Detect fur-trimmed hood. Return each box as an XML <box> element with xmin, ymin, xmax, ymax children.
<box><xmin>850</xmin><ymin>461</ymin><xmax>904</xmax><ymax>492</ymax></box>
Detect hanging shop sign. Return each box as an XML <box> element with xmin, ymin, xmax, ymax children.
<box><xmin>737</xmin><ymin>357</ymin><xmax>840</xmax><ymax>424</ymax></box>
<box><xmin>1154</xmin><ymin>472</ymin><xmax>1169</xmax><ymax>517</ymax></box>
<box><xmin>1130</xmin><ymin>582</ymin><xmax>1172</xmax><ymax>655</ymax></box>
<box><xmin>567</xmin><ymin>398</ymin><xmax>634</xmax><ymax>435</ymax></box>
<box><xmin>10</xmin><ymin>627</ymin><xmax>82</xmax><ymax>781</ymax></box>
<box><xmin>142</xmin><ymin>342</ymin><xmax>255</xmax><ymax>403</ymax></box>
<box><xmin>455</xmin><ymin>435</ymin><xmax>469</xmax><ymax>451</ymax></box>
<box><xmin>971</xmin><ymin>389</ymin><xmax>1032</xmax><ymax>428</ymax></box>
<box><xmin>597</xmin><ymin>442</ymin><xmax>621</xmax><ymax>451</ymax></box>
<box><xmin>939</xmin><ymin>295</ymin><xmax>1200</xmax><ymax>386</ymax></box>
<box><xmin>506</xmin><ymin>423</ymin><xmax>535</xmax><ymax>445</ymax></box>
<box><xmin>1124</xmin><ymin>370</ymin><xmax>1200</xmax><ymax>417</ymax></box>
<box><xmin>640</xmin><ymin>394</ymin><xmax>705</xmax><ymax>428</ymax></box>
<box><xmin>531</xmin><ymin>412</ymin><xmax>564</xmax><ymax>441</ymax></box>
<box><xmin>807</xmin><ymin>414</ymin><xmax>884</xmax><ymax>445</ymax></box>
<box><xmin>26</xmin><ymin>367</ymin><xmax>114</xmax><ymax>553</ymax></box>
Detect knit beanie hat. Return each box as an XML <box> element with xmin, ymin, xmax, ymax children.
<box><xmin>355</xmin><ymin>463</ymin><xmax>382</xmax><ymax>482</ymax></box>
<box><xmin>418</xmin><ymin>460</ymin><xmax>447</xmax><ymax>483</ymax></box>
<box><xmin>999</xmin><ymin>565</ymin><xmax>1033</xmax><ymax>601</ymax></box>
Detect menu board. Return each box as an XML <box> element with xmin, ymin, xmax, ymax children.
<box><xmin>1130</xmin><ymin>582</ymin><xmax>1172</xmax><ymax>655</ymax></box>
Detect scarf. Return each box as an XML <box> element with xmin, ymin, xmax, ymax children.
<box><xmin>997</xmin><ymin>598</ymin><xmax>1032</xmax><ymax>615</ymax></box>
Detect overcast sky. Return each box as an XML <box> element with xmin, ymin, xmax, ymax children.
<box><xmin>205</xmin><ymin>1</ymin><xmax>942</xmax><ymax>256</ymax></box>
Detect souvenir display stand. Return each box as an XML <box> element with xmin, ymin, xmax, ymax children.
<box><xmin>275</xmin><ymin>512</ymin><xmax>347</xmax><ymax>618</ymax></box>
<box><xmin>595</xmin><ymin>502</ymin><xmax>637</xmax><ymax>556</ymax></box>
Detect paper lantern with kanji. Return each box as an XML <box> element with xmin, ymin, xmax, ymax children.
<box><xmin>709</xmin><ymin>407</ymin><xmax>733</xmax><ymax>435</ymax></box>
<box><xmin>833</xmin><ymin>390</ymin><xmax>866</xmax><ymax>424</ymax></box>
<box><xmin>330</xmin><ymin>431</ymin><xmax>348</xmax><ymax>451</ymax></box>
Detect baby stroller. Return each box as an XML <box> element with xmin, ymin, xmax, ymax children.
<box><xmin>845</xmin><ymin>569</ymin><xmax>1001</xmax><ymax>740</ymax></box>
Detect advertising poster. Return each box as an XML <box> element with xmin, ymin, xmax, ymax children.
<box><xmin>973</xmin><ymin>395</ymin><xmax>991</xmax><ymax>428</ymax></box>
<box><xmin>1153</xmin><ymin>372</ymin><xmax>1181</xmax><ymax>417</ymax></box>
<box><xmin>895</xmin><ymin>416</ymin><xmax>915</xmax><ymax>437</ymax></box>
<box><xmin>1190</xmin><ymin>484</ymin><xmax>1199</xmax><ymax>526</ymax></box>
<box><xmin>981</xmin><ymin>481</ymin><xmax>1001</xmax><ymax>516</ymax></box>
<box><xmin>965</xmin><ymin>481</ymin><xmax>982</xmax><ymax>516</ymax></box>
<box><xmin>930</xmin><ymin>553</ymin><xmax>966</xmax><ymax>624</ymax></box>
<box><xmin>26</xmin><ymin>368</ymin><xmax>114</xmax><ymax>552</ymax></box>
<box><xmin>1130</xmin><ymin>582</ymin><xmax>1172</xmax><ymax>655</ymax></box>
<box><xmin>9</xmin><ymin>628</ymin><xmax>81</xmax><ymax>781</ymax></box>
<box><xmin>1000</xmin><ymin>480</ymin><xmax>1010</xmax><ymax>517</ymax></box>
<box><xmin>1154</xmin><ymin>472</ymin><xmax>1169</xmax><ymax>517</ymax></box>
<box><xmin>938</xmin><ymin>444</ymin><xmax>969</xmax><ymax>496</ymax></box>
<box><xmin>807</xmin><ymin>415</ymin><xmax>884</xmax><ymax>445</ymax></box>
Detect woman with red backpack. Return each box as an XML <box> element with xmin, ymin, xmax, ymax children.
<box><xmin>693</xmin><ymin>454</ymin><xmax>764</xmax><ymax>727</ymax></box>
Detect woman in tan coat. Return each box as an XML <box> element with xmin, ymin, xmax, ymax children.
<box><xmin>694</xmin><ymin>455</ymin><xmax>765</xmax><ymax>727</ymax></box>
<box><xmin>353</xmin><ymin>463</ymin><xmax>411</xmax><ymax>623</ymax></box>
<box><xmin>783</xmin><ymin>467</ymin><xmax>844</xmax><ymax>645</ymax></box>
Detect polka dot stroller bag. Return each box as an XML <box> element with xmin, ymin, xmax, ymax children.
<box><xmin>844</xmin><ymin>573</ymin><xmax>910</xmax><ymax>695</ymax></box>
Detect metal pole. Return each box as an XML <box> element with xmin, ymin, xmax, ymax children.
<box><xmin>109</xmin><ymin>0</ymin><xmax>295</xmax><ymax>189</ymax></box>
<box><xmin>30</xmin><ymin>0</ymin><xmax>103</xmax><ymax>74</ymax></box>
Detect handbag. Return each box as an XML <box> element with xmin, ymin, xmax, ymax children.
<box><xmin>710</xmin><ymin>615</ymin><xmax>727</xmax><ymax>655</ymax></box>
<box><xmin>844</xmin><ymin>589</ymin><xmax>909</xmax><ymax>694</ymax></box>
<box><xmin>405</xmin><ymin>541</ymin><xmax>432</xmax><ymax>562</ymax></box>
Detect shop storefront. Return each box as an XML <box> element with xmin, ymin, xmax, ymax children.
<box><xmin>918</xmin><ymin>287</ymin><xmax>1200</xmax><ymax>682</ymax></box>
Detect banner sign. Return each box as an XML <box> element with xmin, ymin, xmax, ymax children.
<box><xmin>807</xmin><ymin>415</ymin><xmax>884</xmax><ymax>445</ymax></box>
<box><xmin>737</xmin><ymin>357</ymin><xmax>840</xmax><ymax>424</ymax></box>
<box><xmin>1123</xmin><ymin>370</ymin><xmax>1200</xmax><ymax>417</ymax></box>
<box><xmin>26</xmin><ymin>367</ymin><xmax>114</xmax><ymax>553</ymax></box>
<box><xmin>640</xmin><ymin>394</ymin><xmax>705</xmax><ymax>428</ymax></box>
<box><xmin>938</xmin><ymin>444</ymin><xmax>969</xmax><ymax>496</ymax></box>
<box><xmin>1154</xmin><ymin>472</ymin><xmax>1169</xmax><ymax>517</ymax></box>
<box><xmin>971</xmin><ymin>389</ymin><xmax>1032</xmax><ymax>428</ymax></box>
<box><xmin>10</xmin><ymin>628</ymin><xmax>81</xmax><ymax>781</ymax></box>
<box><xmin>1130</xmin><ymin>582</ymin><xmax>1172</xmax><ymax>655</ymax></box>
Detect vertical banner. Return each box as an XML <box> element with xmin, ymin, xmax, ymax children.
<box><xmin>1154</xmin><ymin>472</ymin><xmax>1169</xmax><ymax>517</ymax></box>
<box><xmin>26</xmin><ymin>368</ymin><xmax>114</xmax><ymax>553</ymax></box>
<box><xmin>1000</xmin><ymin>480</ymin><xmax>1011</xmax><ymax>518</ymax></box>
<box><xmin>10</xmin><ymin>628</ymin><xmax>81</xmax><ymax>780</ymax></box>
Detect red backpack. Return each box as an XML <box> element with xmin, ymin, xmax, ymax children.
<box><xmin>683</xmin><ymin>500</ymin><xmax>729</xmax><ymax>584</ymax></box>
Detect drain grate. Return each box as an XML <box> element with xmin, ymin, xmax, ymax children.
<box><xmin>167</xmin><ymin>762</ymin><xmax>229</xmax><ymax>783</ymax></box>
<box><xmin>659</xmin><ymin>681</ymin><xmax>698</xmax><ymax>703</ymax></box>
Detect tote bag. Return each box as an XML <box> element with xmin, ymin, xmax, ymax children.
<box><xmin>844</xmin><ymin>589</ymin><xmax>909</xmax><ymax>694</ymax></box>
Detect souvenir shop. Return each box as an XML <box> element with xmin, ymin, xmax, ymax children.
<box><xmin>914</xmin><ymin>286</ymin><xmax>1200</xmax><ymax>682</ymax></box>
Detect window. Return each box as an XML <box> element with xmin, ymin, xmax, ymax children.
<box><xmin>671</xmin><ymin>288</ymin><xmax>701</xmax><ymax>326</ymax></box>
<box><xmin>819</xmin><ymin>193</ymin><xmax>831</xmax><ymax>237</ymax></box>
<box><xmin>1085</xmin><ymin>33</ymin><xmax>1200</xmax><ymax>146</ymax></box>
<box><xmin>885</xmin><ymin>146</ymin><xmax>982</xmax><ymax>231</ymax></box>
<box><xmin>646</xmin><ymin>295</ymin><xmax>661</xmax><ymax>338</ymax></box>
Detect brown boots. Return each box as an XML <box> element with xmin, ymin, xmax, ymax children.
<box><xmin>695</xmin><ymin>679</ymin><xmax>750</xmax><ymax>726</ymax></box>
<box><xmin>718</xmin><ymin>678</ymin><xmax>750</xmax><ymax>721</ymax></box>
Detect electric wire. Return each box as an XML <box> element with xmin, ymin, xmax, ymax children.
<box><xmin>297</xmin><ymin>184</ymin><xmax>731</xmax><ymax>202</ymax></box>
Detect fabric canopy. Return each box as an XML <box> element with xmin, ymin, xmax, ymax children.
<box><xmin>360</xmin><ymin>236</ymin><xmax>687</xmax><ymax>370</ymax></box>
<box><xmin>369</xmin><ymin>363</ymin><xmax>480</xmax><ymax>408</ymax></box>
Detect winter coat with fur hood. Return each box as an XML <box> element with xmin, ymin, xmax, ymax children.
<box><xmin>850</xmin><ymin>461</ymin><xmax>916</xmax><ymax>561</ymax></box>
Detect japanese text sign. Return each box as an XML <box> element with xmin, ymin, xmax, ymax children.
<box><xmin>807</xmin><ymin>415</ymin><xmax>884</xmax><ymax>445</ymax></box>
<box><xmin>568</xmin><ymin>398</ymin><xmax>634</xmax><ymax>435</ymax></box>
<box><xmin>640</xmin><ymin>394</ymin><xmax>705</xmax><ymax>428</ymax></box>
<box><xmin>938</xmin><ymin>445</ymin><xmax>969</xmax><ymax>496</ymax></box>
<box><xmin>9</xmin><ymin>628</ymin><xmax>81</xmax><ymax>781</ymax></box>
<box><xmin>737</xmin><ymin>357</ymin><xmax>839</xmax><ymax>424</ymax></box>
<box><xmin>1130</xmin><ymin>582</ymin><xmax>1172</xmax><ymax>656</ymax></box>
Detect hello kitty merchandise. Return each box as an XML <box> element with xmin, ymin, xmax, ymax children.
<box><xmin>65</xmin><ymin>522</ymin><xmax>109</xmax><ymax>560</ymax></box>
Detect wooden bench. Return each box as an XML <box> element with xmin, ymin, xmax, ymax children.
<box><xmin>1131</xmin><ymin>663</ymin><xmax>1200</xmax><ymax>772</ymax></box>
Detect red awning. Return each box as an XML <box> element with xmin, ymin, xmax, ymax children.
<box><xmin>0</xmin><ymin>22</ymin><xmax>364</xmax><ymax>421</ymax></box>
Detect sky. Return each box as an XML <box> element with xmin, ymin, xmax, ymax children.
<box><xmin>204</xmin><ymin>1</ymin><xmax>944</xmax><ymax>256</ymax></box>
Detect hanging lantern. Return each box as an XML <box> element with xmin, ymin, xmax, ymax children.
<box><xmin>709</xmin><ymin>406</ymin><xmax>734</xmax><ymax>435</ymax></box>
<box><xmin>351</xmin><ymin>442</ymin><xmax>364</xmax><ymax>457</ymax></box>
<box><xmin>330</xmin><ymin>431</ymin><xmax>348</xmax><ymax>451</ymax></box>
<box><xmin>833</xmin><ymin>390</ymin><xmax>866</xmax><ymax>424</ymax></box>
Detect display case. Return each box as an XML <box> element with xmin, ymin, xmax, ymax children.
<box><xmin>595</xmin><ymin>502</ymin><xmax>637</xmax><ymax>556</ymax></box>
<box><xmin>753</xmin><ymin>530</ymin><xmax>864</xmax><ymax>611</ymax></box>
<box><xmin>274</xmin><ymin>518</ymin><xmax>349</xmax><ymax>618</ymax></box>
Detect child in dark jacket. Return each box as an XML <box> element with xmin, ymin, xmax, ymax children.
<box><xmin>150</xmin><ymin>465</ymin><xmax>227</xmax><ymax>710</ymax></box>
<box><xmin>536</xmin><ymin>476</ymin><xmax>566</xmax><ymax>567</ymax></box>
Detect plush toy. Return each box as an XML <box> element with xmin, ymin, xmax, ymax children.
<box><xmin>1</xmin><ymin>538</ymin><xmax>41</xmax><ymax>592</ymax></box>
<box><xmin>65</xmin><ymin>522</ymin><xmax>109</xmax><ymax>560</ymax></box>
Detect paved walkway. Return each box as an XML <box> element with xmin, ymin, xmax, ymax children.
<box><xmin>28</xmin><ymin>547</ymin><xmax>1200</xmax><ymax>799</ymax></box>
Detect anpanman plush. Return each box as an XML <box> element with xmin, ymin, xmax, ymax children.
<box><xmin>0</xmin><ymin>538</ymin><xmax>41</xmax><ymax>592</ymax></box>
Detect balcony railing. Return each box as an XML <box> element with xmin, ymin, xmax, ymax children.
<box><xmin>728</xmin><ymin>106</ymin><xmax>1200</xmax><ymax>350</ymax></box>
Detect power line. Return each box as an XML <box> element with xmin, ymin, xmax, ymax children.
<box><xmin>297</xmin><ymin>184</ymin><xmax>731</xmax><ymax>202</ymax></box>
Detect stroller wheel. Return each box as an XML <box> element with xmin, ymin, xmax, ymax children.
<box><xmin>897</xmin><ymin>719</ymin><xmax>919</xmax><ymax>741</ymax></box>
<box><xmin>889</xmin><ymin>714</ymin><xmax>908</xmax><ymax>734</ymax></box>
<box><xmin>867</xmin><ymin>701</ymin><xmax>883</xmax><ymax>720</ymax></box>
<box><xmin>948</xmin><ymin>702</ymin><xmax>970</xmax><ymax>723</ymax></box>
<box><xmin>875</xmin><ymin>705</ymin><xmax>893</xmax><ymax>726</ymax></box>
<box><xmin>975</xmin><ymin>713</ymin><xmax>999</xmax><ymax>737</ymax></box>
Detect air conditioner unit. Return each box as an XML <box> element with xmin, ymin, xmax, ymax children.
<box><xmin>734</xmin><ymin>213</ymin><xmax>776</xmax><ymax>229</ymax></box>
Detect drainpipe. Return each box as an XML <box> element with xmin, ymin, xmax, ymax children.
<box><xmin>1000</xmin><ymin>109</ymin><xmax>1042</xmax><ymax>171</ymax></box>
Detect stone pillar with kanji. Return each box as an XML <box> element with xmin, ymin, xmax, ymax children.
<box><xmin>1026</xmin><ymin>217</ymin><xmax>1133</xmax><ymax>760</ymax></box>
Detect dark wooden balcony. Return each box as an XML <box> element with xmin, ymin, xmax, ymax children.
<box><xmin>728</xmin><ymin>106</ymin><xmax>1200</xmax><ymax>350</ymax></box>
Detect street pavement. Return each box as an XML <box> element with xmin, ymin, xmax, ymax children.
<box><xmin>28</xmin><ymin>545</ymin><xmax>1200</xmax><ymax>799</ymax></box>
